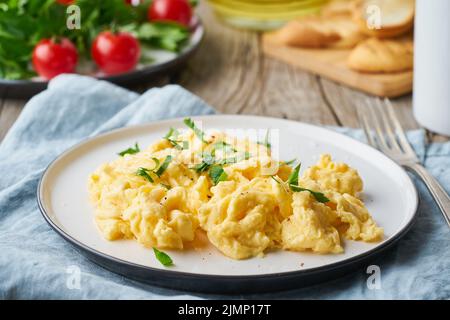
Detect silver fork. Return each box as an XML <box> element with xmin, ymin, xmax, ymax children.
<box><xmin>357</xmin><ymin>98</ymin><xmax>450</xmax><ymax>227</ymax></box>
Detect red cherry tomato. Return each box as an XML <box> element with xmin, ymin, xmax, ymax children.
<box><xmin>125</xmin><ymin>0</ymin><xmax>141</xmax><ymax>5</ymax></box>
<box><xmin>32</xmin><ymin>38</ymin><xmax>78</xmax><ymax>80</ymax></box>
<box><xmin>91</xmin><ymin>31</ymin><xmax>141</xmax><ymax>76</ymax></box>
<box><xmin>56</xmin><ymin>0</ymin><xmax>74</xmax><ymax>5</ymax></box>
<box><xmin>148</xmin><ymin>0</ymin><xmax>193</xmax><ymax>27</ymax></box>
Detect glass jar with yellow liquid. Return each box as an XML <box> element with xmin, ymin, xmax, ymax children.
<box><xmin>207</xmin><ymin>0</ymin><xmax>330</xmax><ymax>30</ymax></box>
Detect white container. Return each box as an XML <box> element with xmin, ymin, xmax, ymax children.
<box><xmin>413</xmin><ymin>0</ymin><xmax>450</xmax><ymax>136</ymax></box>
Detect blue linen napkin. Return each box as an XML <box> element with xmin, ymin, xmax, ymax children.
<box><xmin>0</xmin><ymin>74</ymin><xmax>448</xmax><ymax>299</ymax></box>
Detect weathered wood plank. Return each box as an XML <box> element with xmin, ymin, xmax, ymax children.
<box><xmin>319</xmin><ymin>78</ymin><xmax>419</xmax><ymax>130</ymax></box>
<box><xmin>174</xmin><ymin>3</ymin><xmax>263</xmax><ymax>115</ymax></box>
<box><xmin>259</xmin><ymin>57</ymin><xmax>339</xmax><ymax>125</ymax></box>
<box><xmin>175</xmin><ymin>3</ymin><xmax>338</xmax><ymax>125</ymax></box>
<box><xmin>0</xmin><ymin>97</ymin><xmax>26</xmax><ymax>141</ymax></box>
<box><xmin>429</xmin><ymin>133</ymin><xmax>450</xmax><ymax>143</ymax></box>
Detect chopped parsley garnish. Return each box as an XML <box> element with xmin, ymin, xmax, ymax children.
<box><xmin>136</xmin><ymin>167</ymin><xmax>154</xmax><ymax>183</ymax></box>
<box><xmin>283</xmin><ymin>163</ymin><xmax>330</xmax><ymax>203</ymax></box>
<box><xmin>136</xmin><ymin>156</ymin><xmax>173</xmax><ymax>182</ymax></box>
<box><xmin>289</xmin><ymin>185</ymin><xmax>330</xmax><ymax>203</ymax></box>
<box><xmin>271</xmin><ymin>176</ymin><xmax>280</xmax><ymax>183</ymax></box>
<box><xmin>153</xmin><ymin>247</ymin><xmax>173</xmax><ymax>266</ymax></box>
<box><xmin>160</xmin><ymin>183</ymin><xmax>171</xmax><ymax>190</ymax></box>
<box><xmin>219</xmin><ymin>152</ymin><xmax>251</xmax><ymax>165</ymax></box>
<box><xmin>191</xmin><ymin>152</ymin><xmax>229</xmax><ymax>185</ymax></box>
<box><xmin>118</xmin><ymin>143</ymin><xmax>140</xmax><ymax>156</ymax></box>
<box><xmin>213</xmin><ymin>141</ymin><xmax>237</xmax><ymax>154</ymax></box>
<box><xmin>150</xmin><ymin>157</ymin><xmax>160</xmax><ymax>170</ymax></box>
<box><xmin>155</xmin><ymin>155</ymin><xmax>173</xmax><ymax>177</ymax></box>
<box><xmin>184</xmin><ymin>118</ymin><xmax>208</xmax><ymax>143</ymax></box>
<box><xmin>164</xmin><ymin>127</ymin><xmax>179</xmax><ymax>139</ymax></box>
<box><xmin>258</xmin><ymin>130</ymin><xmax>272</xmax><ymax>149</ymax></box>
<box><xmin>164</xmin><ymin>127</ymin><xmax>188</xmax><ymax>150</ymax></box>
<box><xmin>192</xmin><ymin>162</ymin><xmax>210</xmax><ymax>173</ymax></box>
<box><xmin>287</xmin><ymin>163</ymin><xmax>301</xmax><ymax>186</ymax></box>
<box><xmin>209</xmin><ymin>165</ymin><xmax>228</xmax><ymax>185</ymax></box>
<box><xmin>283</xmin><ymin>158</ymin><xmax>297</xmax><ymax>166</ymax></box>
<box><xmin>192</xmin><ymin>152</ymin><xmax>215</xmax><ymax>173</ymax></box>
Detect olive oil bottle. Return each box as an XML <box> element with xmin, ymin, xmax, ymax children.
<box><xmin>207</xmin><ymin>0</ymin><xmax>329</xmax><ymax>30</ymax></box>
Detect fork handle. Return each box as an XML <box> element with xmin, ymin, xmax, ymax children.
<box><xmin>404</xmin><ymin>163</ymin><xmax>450</xmax><ymax>227</ymax></box>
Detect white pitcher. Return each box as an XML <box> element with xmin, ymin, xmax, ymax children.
<box><xmin>413</xmin><ymin>0</ymin><xmax>450</xmax><ymax>136</ymax></box>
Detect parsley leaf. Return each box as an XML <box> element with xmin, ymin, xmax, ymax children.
<box><xmin>271</xmin><ymin>176</ymin><xmax>280</xmax><ymax>184</ymax></box>
<box><xmin>170</xmin><ymin>140</ymin><xmax>188</xmax><ymax>150</ymax></box>
<box><xmin>192</xmin><ymin>152</ymin><xmax>215</xmax><ymax>173</ymax></box>
<box><xmin>137</xmin><ymin>22</ymin><xmax>189</xmax><ymax>52</ymax></box>
<box><xmin>258</xmin><ymin>130</ymin><xmax>272</xmax><ymax>149</ymax></box>
<box><xmin>118</xmin><ymin>143</ymin><xmax>140</xmax><ymax>156</ymax></box>
<box><xmin>155</xmin><ymin>155</ymin><xmax>173</xmax><ymax>177</ymax></box>
<box><xmin>164</xmin><ymin>127</ymin><xmax>179</xmax><ymax>139</ymax></box>
<box><xmin>283</xmin><ymin>158</ymin><xmax>297</xmax><ymax>166</ymax></box>
<box><xmin>219</xmin><ymin>152</ymin><xmax>251</xmax><ymax>165</ymax></box>
<box><xmin>285</xmin><ymin>163</ymin><xmax>330</xmax><ymax>203</ymax></box>
<box><xmin>289</xmin><ymin>185</ymin><xmax>330</xmax><ymax>203</ymax></box>
<box><xmin>189</xmin><ymin>0</ymin><xmax>199</xmax><ymax>6</ymax></box>
<box><xmin>160</xmin><ymin>183</ymin><xmax>171</xmax><ymax>190</ymax></box>
<box><xmin>209</xmin><ymin>165</ymin><xmax>228</xmax><ymax>185</ymax></box>
<box><xmin>153</xmin><ymin>247</ymin><xmax>173</xmax><ymax>266</ymax></box>
<box><xmin>136</xmin><ymin>167</ymin><xmax>154</xmax><ymax>183</ymax></box>
<box><xmin>164</xmin><ymin>127</ymin><xmax>188</xmax><ymax>150</ymax></box>
<box><xmin>287</xmin><ymin>163</ymin><xmax>301</xmax><ymax>186</ymax></box>
<box><xmin>150</xmin><ymin>157</ymin><xmax>160</xmax><ymax>170</ymax></box>
<box><xmin>213</xmin><ymin>141</ymin><xmax>237</xmax><ymax>154</ymax></box>
<box><xmin>184</xmin><ymin>118</ymin><xmax>208</xmax><ymax>143</ymax></box>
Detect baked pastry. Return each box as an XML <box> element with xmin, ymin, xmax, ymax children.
<box><xmin>270</xmin><ymin>15</ymin><xmax>365</xmax><ymax>49</ymax></box>
<box><xmin>352</xmin><ymin>0</ymin><xmax>415</xmax><ymax>38</ymax></box>
<box><xmin>321</xmin><ymin>0</ymin><xmax>354</xmax><ymax>17</ymax></box>
<box><xmin>347</xmin><ymin>37</ymin><xmax>414</xmax><ymax>72</ymax></box>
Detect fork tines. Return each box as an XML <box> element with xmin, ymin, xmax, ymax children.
<box><xmin>356</xmin><ymin>98</ymin><xmax>419</xmax><ymax>163</ymax></box>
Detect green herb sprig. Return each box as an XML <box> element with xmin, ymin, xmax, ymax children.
<box><xmin>136</xmin><ymin>155</ymin><xmax>173</xmax><ymax>183</ymax></box>
<box><xmin>164</xmin><ymin>127</ymin><xmax>188</xmax><ymax>150</ymax></box>
<box><xmin>209</xmin><ymin>165</ymin><xmax>228</xmax><ymax>185</ymax></box>
<box><xmin>153</xmin><ymin>247</ymin><xmax>173</xmax><ymax>266</ymax></box>
<box><xmin>289</xmin><ymin>185</ymin><xmax>330</xmax><ymax>203</ymax></box>
<box><xmin>280</xmin><ymin>163</ymin><xmax>330</xmax><ymax>203</ymax></box>
<box><xmin>212</xmin><ymin>141</ymin><xmax>237</xmax><ymax>154</ymax></box>
<box><xmin>192</xmin><ymin>152</ymin><xmax>215</xmax><ymax>173</ymax></box>
<box><xmin>136</xmin><ymin>167</ymin><xmax>154</xmax><ymax>183</ymax></box>
<box><xmin>155</xmin><ymin>155</ymin><xmax>173</xmax><ymax>177</ymax></box>
<box><xmin>184</xmin><ymin>118</ymin><xmax>208</xmax><ymax>143</ymax></box>
<box><xmin>282</xmin><ymin>158</ymin><xmax>297</xmax><ymax>166</ymax></box>
<box><xmin>257</xmin><ymin>130</ymin><xmax>272</xmax><ymax>149</ymax></box>
<box><xmin>118</xmin><ymin>143</ymin><xmax>140</xmax><ymax>156</ymax></box>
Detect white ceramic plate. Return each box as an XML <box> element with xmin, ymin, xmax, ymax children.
<box><xmin>38</xmin><ymin>115</ymin><xmax>418</xmax><ymax>293</ymax></box>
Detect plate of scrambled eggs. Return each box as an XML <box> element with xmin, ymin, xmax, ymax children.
<box><xmin>38</xmin><ymin>115</ymin><xmax>418</xmax><ymax>293</ymax></box>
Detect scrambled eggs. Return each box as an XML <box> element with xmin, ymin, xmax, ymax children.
<box><xmin>88</xmin><ymin>119</ymin><xmax>383</xmax><ymax>260</ymax></box>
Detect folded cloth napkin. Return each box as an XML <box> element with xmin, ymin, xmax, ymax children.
<box><xmin>0</xmin><ymin>75</ymin><xmax>448</xmax><ymax>299</ymax></box>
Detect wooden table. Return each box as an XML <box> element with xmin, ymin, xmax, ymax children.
<box><xmin>0</xmin><ymin>2</ymin><xmax>445</xmax><ymax>143</ymax></box>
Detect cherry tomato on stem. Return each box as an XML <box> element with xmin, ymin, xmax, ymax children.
<box><xmin>125</xmin><ymin>0</ymin><xmax>141</xmax><ymax>5</ymax></box>
<box><xmin>32</xmin><ymin>38</ymin><xmax>78</xmax><ymax>80</ymax></box>
<box><xmin>56</xmin><ymin>0</ymin><xmax>75</xmax><ymax>5</ymax></box>
<box><xmin>91</xmin><ymin>31</ymin><xmax>141</xmax><ymax>76</ymax></box>
<box><xmin>148</xmin><ymin>0</ymin><xmax>193</xmax><ymax>27</ymax></box>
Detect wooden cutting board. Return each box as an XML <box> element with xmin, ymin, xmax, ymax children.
<box><xmin>262</xmin><ymin>33</ymin><xmax>413</xmax><ymax>98</ymax></box>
